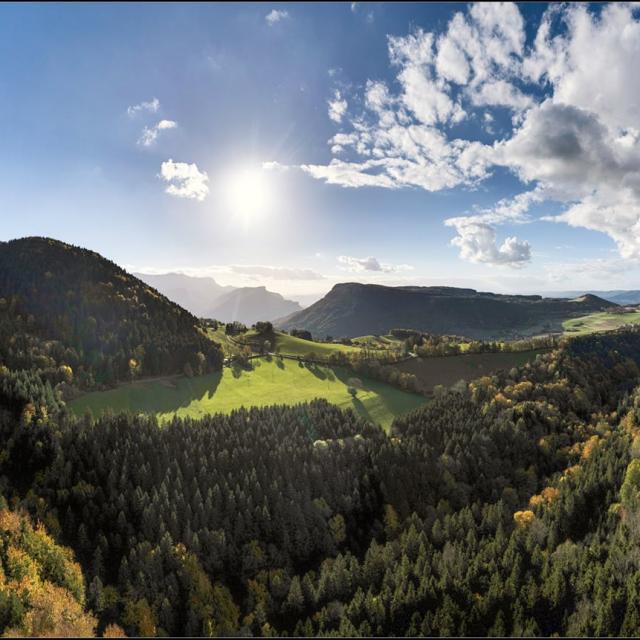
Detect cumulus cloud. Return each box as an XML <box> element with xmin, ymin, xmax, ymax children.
<box><xmin>159</xmin><ymin>159</ymin><xmax>209</xmax><ymax>201</ymax></box>
<box><xmin>338</xmin><ymin>255</ymin><xmax>414</xmax><ymax>273</ymax></box>
<box><xmin>127</xmin><ymin>98</ymin><xmax>160</xmax><ymax>117</ymax></box>
<box><xmin>266</xmin><ymin>9</ymin><xmax>288</xmax><ymax>25</ymax></box>
<box><xmin>328</xmin><ymin>90</ymin><xmax>348</xmax><ymax>123</ymax></box>
<box><xmin>445</xmin><ymin>220</ymin><xmax>531</xmax><ymax>267</ymax></box>
<box><xmin>138</xmin><ymin>119</ymin><xmax>177</xmax><ymax>147</ymax></box>
<box><xmin>289</xmin><ymin>2</ymin><xmax>640</xmax><ymax>266</ymax></box>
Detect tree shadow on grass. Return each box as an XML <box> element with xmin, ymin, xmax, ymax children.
<box><xmin>349</xmin><ymin>395</ymin><xmax>373</xmax><ymax>424</ymax></box>
<box><xmin>306</xmin><ymin>363</ymin><xmax>328</xmax><ymax>381</ymax></box>
<box><xmin>73</xmin><ymin>371</ymin><xmax>225</xmax><ymax>418</ymax></box>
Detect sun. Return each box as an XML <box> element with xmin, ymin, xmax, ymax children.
<box><xmin>224</xmin><ymin>167</ymin><xmax>273</xmax><ymax>225</ymax></box>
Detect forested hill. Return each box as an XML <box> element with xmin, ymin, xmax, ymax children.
<box><xmin>0</xmin><ymin>237</ymin><xmax>223</xmax><ymax>388</ymax></box>
<box><xmin>4</xmin><ymin>328</ymin><xmax>640</xmax><ymax>635</ymax></box>
<box><xmin>279</xmin><ymin>282</ymin><xmax>615</xmax><ymax>339</ymax></box>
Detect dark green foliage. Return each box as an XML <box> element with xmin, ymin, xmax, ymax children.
<box><xmin>5</xmin><ymin>318</ymin><xmax>640</xmax><ymax>634</ymax></box>
<box><xmin>0</xmin><ymin>237</ymin><xmax>223</xmax><ymax>388</ymax></box>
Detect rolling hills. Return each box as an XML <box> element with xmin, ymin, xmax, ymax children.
<box><xmin>279</xmin><ymin>282</ymin><xmax>616</xmax><ymax>339</ymax></box>
<box><xmin>0</xmin><ymin>237</ymin><xmax>223</xmax><ymax>387</ymax></box>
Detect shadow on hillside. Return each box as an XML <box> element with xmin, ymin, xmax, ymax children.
<box><xmin>73</xmin><ymin>371</ymin><xmax>226</xmax><ymax>418</ymax></box>
<box><xmin>350</xmin><ymin>396</ymin><xmax>373</xmax><ymax>424</ymax></box>
<box><xmin>306</xmin><ymin>363</ymin><xmax>328</xmax><ymax>381</ymax></box>
<box><xmin>163</xmin><ymin>372</ymin><xmax>224</xmax><ymax>411</ymax></box>
<box><xmin>333</xmin><ymin>366</ymin><xmax>428</xmax><ymax>418</ymax></box>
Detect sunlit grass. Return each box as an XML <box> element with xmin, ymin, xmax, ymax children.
<box><xmin>69</xmin><ymin>357</ymin><xmax>428</xmax><ymax>432</ymax></box>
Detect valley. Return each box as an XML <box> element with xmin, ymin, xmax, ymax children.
<box><xmin>6</xmin><ymin>3</ymin><xmax>640</xmax><ymax>637</ymax></box>
<box><xmin>69</xmin><ymin>356</ymin><xmax>427</xmax><ymax>431</ymax></box>
<box><xmin>4</xmin><ymin>236</ymin><xmax>640</xmax><ymax>638</ymax></box>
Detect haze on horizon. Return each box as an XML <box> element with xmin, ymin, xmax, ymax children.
<box><xmin>3</xmin><ymin>2</ymin><xmax>640</xmax><ymax>303</ymax></box>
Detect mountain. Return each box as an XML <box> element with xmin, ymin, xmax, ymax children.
<box><xmin>208</xmin><ymin>286</ymin><xmax>302</xmax><ymax>325</ymax></box>
<box><xmin>278</xmin><ymin>282</ymin><xmax>616</xmax><ymax>339</ymax></box>
<box><xmin>133</xmin><ymin>272</ymin><xmax>234</xmax><ymax>318</ymax></box>
<box><xmin>545</xmin><ymin>290</ymin><xmax>640</xmax><ymax>306</ymax></box>
<box><xmin>0</xmin><ymin>237</ymin><xmax>223</xmax><ymax>387</ymax></box>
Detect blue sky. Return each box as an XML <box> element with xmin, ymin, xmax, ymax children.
<box><xmin>2</xmin><ymin>2</ymin><xmax>640</xmax><ymax>303</ymax></box>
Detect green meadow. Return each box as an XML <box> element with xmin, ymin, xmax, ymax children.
<box><xmin>562</xmin><ymin>310</ymin><xmax>640</xmax><ymax>336</ymax></box>
<box><xmin>272</xmin><ymin>332</ymin><xmax>360</xmax><ymax>356</ymax></box>
<box><xmin>69</xmin><ymin>356</ymin><xmax>427</xmax><ymax>431</ymax></box>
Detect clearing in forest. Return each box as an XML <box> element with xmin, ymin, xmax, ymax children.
<box><xmin>69</xmin><ymin>356</ymin><xmax>427</xmax><ymax>431</ymax></box>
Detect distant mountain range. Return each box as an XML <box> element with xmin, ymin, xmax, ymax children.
<box><xmin>208</xmin><ymin>286</ymin><xmax>302</xmax><ymax>326</ymax></box>
<box><xmin>133</xmin><ymin>273</ymin><xmax>233</xmax><ymax>318</ymax></box>
<box><xmin>278</xmin><ymin>283</ymin><xmax>616</xmax><ymax>340</ymax></box>
<box><xmin>544</xmin><ymin>290</ymin><xmax>640</xmax><ymax>306</ymax></box>
<box><xmin>134</xmin><ymin>272</ymin><xmax>302</xmax><ymax>325</ymax></box>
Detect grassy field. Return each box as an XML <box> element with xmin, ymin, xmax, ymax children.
<box><xmin>562</xmin><ymin>310</ymin><xmax>640</xmax><ymax>336</ymax></box>
<box><xmin>394</xmin><ymin>349</ymin><xmax>544</xmax><ymax>394</ymax></box>
<box><xmin>273</xmin><ymin>332</ymin><xmax>360</xmax><ymax>356</ymax></box>
<box><xmin>208</xmin><ymin>327</ymin><xmax>361</xmax><ymax>358</ymax></box>
<box><xmin>69</xmin><ymin>357</ymin><xmax>427</xmax><ymax>431</ymax></box>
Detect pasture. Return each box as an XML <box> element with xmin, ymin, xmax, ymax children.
<box><xmin>69</xmin><ymin>356</ymin><xmax>428</xmax><ymax>431</ymax></box>
<box><xmin>562</xmin><ymin>310</ymin><xmax>640</xmax><ymax>336</ymax></box>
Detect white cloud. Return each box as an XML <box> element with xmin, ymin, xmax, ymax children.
<box><xmin>351</xmin><ymin>2</ymin><xmax>358</xmax><ymax>13</ymax></box>
<box><xmin>292</xmin><ymin>2</ymin><xmax>640</xmax><ymax>268</ymax></box>
<box><xmin>266</xmin><ymin>9</ymin><xmax>289</xmax><ymax>25</ymax></box>
<box><xmin>446</xmin><ymin>188</ymin><xmax>544</xmax><ymax>228</ymax></box>
<box><xmin>328</xmin><ymin>90</ymin><xmax>348</xmax><ymax>123</ymax></box>
<box><xmin>262</xmin><ymin>160</ymin><xmax>290</xmax><ymax>172</ymax></box>
<box><xmin>159</xmin><ymin>159</ymin><xmax>209</xmax><ymax>201</ymax></box>
<box><xmin>445</xmin><ymin>220</ymin><xmax>531</xmax><ymax>268</ymax></box>
<box><xmin>301</xmin><ymin>159</ymin><xmax>398</xmax><ymax>189</ymax></box>
<box><xmin>338</xmin><ymin>255</ymin><xmax>413</xmax><ymax>273</ymax></box>
<box><xmin>127</xmin><ymin>98</ymin><xmax>160</xmax><ymax>117</ymax></box>
<box><xmin>138</xmin><ymin>119</ymin><xmax>177</xmax><ymax>147</ymax></box>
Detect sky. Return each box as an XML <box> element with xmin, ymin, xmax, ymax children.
<box><xmin>2</xmin><ymin>2</ymin><xmax>640</xmax><ymax>304</ymax></box>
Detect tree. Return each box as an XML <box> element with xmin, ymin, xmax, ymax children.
<box><xmin>284</xmin><ymin>576</ymin><xmax>305</xmax><ymax>616</ymax></box>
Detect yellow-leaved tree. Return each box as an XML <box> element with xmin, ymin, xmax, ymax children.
<box><xmin>0</xmin><ymin>500</ymin><xmax>97</xmax><ymax>637</ymax></box>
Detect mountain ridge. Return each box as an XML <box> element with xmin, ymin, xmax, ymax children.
<box><xmin>209</xmin><ymin>285</ymin><xmax>302</xmax><ymax>325</ymax></box>
<box><xmin>278</xmin><ymin>282</ymin><xmax>616</xmax><ymax>339</ymax></box>
<box><xmin>0</xmin><ymin>237</ymin><xmax>223</xmax><ymax>386</ymax></box>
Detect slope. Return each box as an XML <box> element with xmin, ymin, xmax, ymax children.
<box><xmin>0</xmin><ymin>237</ymin><xmax>223</xmax><ymax>388</ymax></box>
<box><xmin>279</xmin><ymin>282</ymin><xmax>616</xmax><ymax>339</ymax></box>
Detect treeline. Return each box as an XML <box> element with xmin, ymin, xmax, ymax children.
<box><xmin>0</xmin><ymin>238</ymin><xmax>223</xmax><ymax>389</ymax></box>
<box><xmin>3</xmin><ymin>329</ymin><xmax>640</xmax><ymax>634</ymax></box>
<box><xmin>390</xmin><ymin>328</ymin><xmax>561</xmax><ymax>358</ymax></box>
